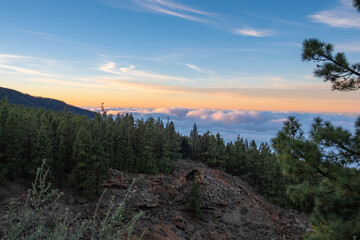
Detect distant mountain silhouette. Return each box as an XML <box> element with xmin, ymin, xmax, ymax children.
<box><xmin>0</xmin><ymin>87</ymin><xmax>96</xmax><ymax>118</ymax></box>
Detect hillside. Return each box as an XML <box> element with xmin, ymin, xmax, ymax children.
<box><xmin>0</xmin><ymin>160</ymin><xmax>309</xmax><ymax>240</ymax></box>
<box><xmin>0</xmin><ymin>87</ymin><xmax>95</xmax><ymax>118</ymax></box>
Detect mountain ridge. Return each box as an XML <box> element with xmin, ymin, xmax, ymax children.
<box><xmin>0</xmin><ymin>86</ymin><xmax>96</xmax><ymax>118</ymax></box>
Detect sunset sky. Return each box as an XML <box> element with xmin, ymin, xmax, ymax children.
<box><xmin>0</xmin><ymin>0</ymin><xmax>359</xmax><ymax>114</ymax></box>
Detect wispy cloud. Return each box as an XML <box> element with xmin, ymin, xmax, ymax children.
<box><xmin>268</xmin><ymin>77</ymin><xmax>292</xmax><ymax>87</ymax></box>
<box><xmin>302</xmin><ymin>75</ymin><xmax>314</xmax><ymax>80</ymax></box>
<box><xmin>246</xmin><ymin>13</ymin><xmax>309</xmax><ymax>28</ymax></box>
<box><xmin>0</xmin><ymin>54</ymin><xmax>30</xmax><ymax>62</ymax></box>
<box><xmin>99</xmin><ymin>0</ymin><xmax>215</xmax><ymax>23</ymax></box>
<box><xmin>233</xmin><ymin>27</ymin><xmax>274</xmax><ymax>37</ymax></box>
<box><xmin>0</xmin><ymin>64</ymin><xmax>49</xmax><ymax>76</ymax></box>
<box><xmin>0</xmin><ymin>53</ymin><xmax>52</xmax><ymax>76</ymax></box>
<box><xmin>309</xmin><ymin>0</ymin><xmax>360</xmax><ymax>29</ymax></box>
<box><xmin>16</xmin><ymin>29</ymin><xmax>95</xmax><ymax>47</ymax></box>
<box><xmin>185</xmin><ymin>63</ymin><xmax>214</xmax><ymax>75</ymax></box>
<box><xmin>99</xmin><ymin>0</ymin><xmax>276</xmax><ymax>36</ymax></box>
<box><xmin>336</xmin><ymin>41</ymin><xmax>360</xmax><ymax>52</ymax></box>
<box><xmin>272</xmin><ymin>77</ymin><xmax>290</xmax><ymax>83</ymax></box>
<box><xmin>96</xmin><ymin>52</ymin><xmax>182</xmax><ymax>64</ymax></box>
<box><xmin>98</xmin><ymin>61</ymin><xmax>196</xmax><ymax>83</ymax></box>
<box><xmin>99</xmin><ymin>61</ymin><xmax>118</xmax><ymax>74</ymax></box>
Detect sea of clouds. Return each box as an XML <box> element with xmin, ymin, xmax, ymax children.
<box><xmin>85</xmin><ymin>107</ymin><xmax>358</xmax><ymax>144</ymax></box>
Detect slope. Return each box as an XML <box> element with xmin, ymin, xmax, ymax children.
<box><xmin>0</xmin><ymin>86</ymin><xmax>95</xmax><ymax>118</ymax></box>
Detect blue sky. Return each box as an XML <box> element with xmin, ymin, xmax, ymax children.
<box><xmin>0</xmin><ymin>0</ymin><xmax>359</xmax><ymax>113</ymax></box>
<box><xmin>0</xmin><ymin>0</ymin><xmax>359</xmax><ymax>141</ymax></box>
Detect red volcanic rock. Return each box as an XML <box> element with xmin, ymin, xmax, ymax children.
<box><xmin>103</xmin><ymin>160</ymin><xmax>308</xmax><ymax>239</ymax></box>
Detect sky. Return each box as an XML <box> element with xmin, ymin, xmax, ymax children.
<box><xmin>0</xmin><ymin>0</ymin><xmax>359</xmax><ymax>142</ymax></box>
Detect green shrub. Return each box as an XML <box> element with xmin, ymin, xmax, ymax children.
<box><xmin>189</xmin><ymin>178</ymin><xmax>202</xmax><ymax>219</ymax></box>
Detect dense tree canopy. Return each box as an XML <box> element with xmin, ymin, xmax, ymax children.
<box><xmin>0</xmin><ymin>99</ymin><xmax>182</xmax><ymax>193</ymax></box>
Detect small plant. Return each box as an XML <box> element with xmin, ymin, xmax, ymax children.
<box><xmin>1</xmin><ymin>160</ymin><xmax>143</xmax><ymax>240</ymax></box>
<box><xmin>189</xmin><ymin>178</ymin><xmax>202</xmax><ymax>219</ymax></box>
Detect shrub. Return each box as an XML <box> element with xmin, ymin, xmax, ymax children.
<box><xmin>1</xmin><ymin>160</ymin><xmax>143</xmax><ymax>240</ymax></box>
<box><xmin>189</xmin><ymin>178</ymin><xmax>202</xmax><ymax>219</ymax></box>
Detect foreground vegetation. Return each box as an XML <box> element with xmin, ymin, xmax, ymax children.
<box><xmin>1</xmin><ymin>161</ymin><xmax>142</xmax><ymax>240</ymax></box>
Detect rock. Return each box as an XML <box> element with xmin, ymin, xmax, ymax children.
<box><xmin>306</xmin><ymin>227</ymin><xmax>316</xmax><ymax>234</ymax></box>
<box><xmin>207</xmin><ymin>230</ymin><xmax>227</xmax><ymax>240</ymax></box>
<box><xmin>222</xmin><ymin>211</ymin><xmax>242</xmax><ymax>226</ymax></box>
<box><xmin>185</xmin><ymin>224</ymin><xmax>194</xmax><ymax>233</ymax></box>
<box><xmin>213</xmin><ymin>210</ymin><xmax>222</xmax><ymax>218</ymax></box>
<box><xmin>173</xmin><ymin>215</ymin><xmax>185</xmax><ymax>230</ymax></box>
<box><xmin>0</xmin><ymin>159</ymin><xmax>309</xmax><ymax>240</ymax></box>
<box><xmin>214</xmin><ymin>198</ymin><xmax>228</xmax><ymax>206</ymax></box>
<box><xmin>190</xmin><ymin>231</ymin><xmax>202</xmax><ymax>240</ymax></box>
<box><xmin>173</xmin><ymin>195</ymin><xmax>186</xmax><ymax>203</ymax></box>
<box><xmin>143</xmin><ymin>223</ymin><xmax>182</xmax><ymax>240</ymax></box>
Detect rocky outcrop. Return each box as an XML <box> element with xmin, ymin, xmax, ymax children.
<box><xmin>102</xmin><ymin>160</ymin><xmax>308</xmax><ymax>240</ymax></box>
<box><xmin>0</xmin><ymin>159</ymin><xmax>308</xmax><ymax>239</ymax></box>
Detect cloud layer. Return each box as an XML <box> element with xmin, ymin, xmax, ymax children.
<box><xmin>85</xmin><ymin>106</ymin><xmax>358</xmax><ymax>144</ymax></box>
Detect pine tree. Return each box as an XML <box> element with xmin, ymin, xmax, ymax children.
<box><xmin>180</xmin><ymin>136</ymin><xmax>191</xmax><ymax>159</ymax></box>
<box><xmin>189</xmin><ymin>123</ymin><xmax>199</xmax><ymax>161</ymax></box>
<box><xmin>91</xmin><ymin>141</ymin><xmax>109</xmax><ymax>194</ymax></box>
<box><xmin>272</xmin><ymin>116</ymin><xmax>360</xmax><ymax>239</ymax></box>
<box><xmin>70</xmin><ymin>126</ymin><xmax>95</xmax><ymax>192</ymax></box>
<box><xmin>198</xmin><ymin>131</ymin><xmax>211</xmax><ymax>163</ymax></box>
<box><xmin>165</xmin><ymin>121</ymin><xmax>181</xmax><ymax>161</ymax></box>
<box><xmin>143</xmin><ymin>117</ymin><xmax>158</xmax><ymax>174</ymax></box>
<box><xmin>3</xmin><ymin>110</ymin><xmax>22</xmax><ymax>180</ymax></box>
<box><xmin>32</xmin><ymin>124</ymin><xmax>53</xmax><ymax>176</ymax></box>
<box><xmin>0</xmin><ymin>98</ymin><xmax>10</xmax><ymax>183</ymax></box>
<box><xmin>302</xmin><ymin>0</ymin><xmax>360</xmax><ymax>91</ymax></box>
<box><xmin>20</xmin><ymin>110</ymin><xmax>37</xmax><ymax>177</ymax></box>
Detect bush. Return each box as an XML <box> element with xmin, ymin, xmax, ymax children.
<box><xmin>189</xmin><ymin>178</ymin><xmax>202</xmax><ymax>219</ymax></box>
<box><xmin>1</xmin><ymin>160</ymin><xmax>143</xmax><ymax>240</ymax></box>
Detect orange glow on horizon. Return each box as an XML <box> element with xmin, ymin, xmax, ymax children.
<box><xmin>5</xmin><ymin>83</ymin><xmax>360</xmax><ymax>115</ymax></box>
<box><xmin>34</xmin><ymin>90</ymin><xmax>360</xmax><ymax>115</ymax></box>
